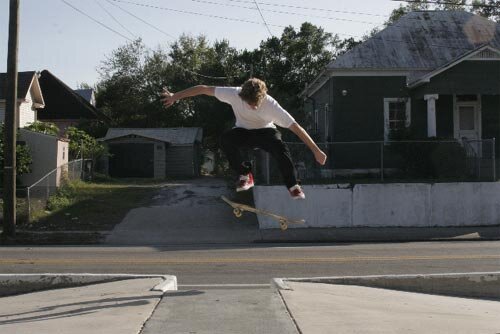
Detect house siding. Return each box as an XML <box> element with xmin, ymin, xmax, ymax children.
<box><xmin>330</xmin><ymin>76</ymin><xmax>408</xmax><ymax>142</ymax></box>
<box><xmin>165</xmin><ymin>146</ymin><xmax>191</xmax><ymax>176</ymax></box>
<box><xmin>482</xmin><ymin>95</ymin><xmax>500</xmax><ymax>140</ymax></box>
<box><xmin>413</xmin><ymin>61</ymin><xmax>500</xmax><ymax>97</ymax></box>
<box><xmin>309</xmin><ymin>76</ymin><xmax>407</xmax><ymax>169</ymax></box>
<box><xmin>19</xmin><ymin>100</ymin><xmax>35</xmax><ymax>128</ymax></box>
<box><xmin>304</xmin><ymin>82</ymin><xmax>332</xmax><ymax>142</ymax></box>
<box><xmin>165</xmin><ymin>146</ymin><xmax>197</xmax><ymax>177</ymax></box>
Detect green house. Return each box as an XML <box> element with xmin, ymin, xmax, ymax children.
<box><xmin>301</xmin><ymin>11</ymin><xmax>500</xmax><ymax>179</ymax></box>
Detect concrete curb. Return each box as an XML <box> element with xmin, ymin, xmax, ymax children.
<box><xmin>0</xmin><ymin>273</ymin><xmax>177</xmax><ymax>297</ymax></box>
<box><xmin>259</xmin><ymin>226</ymin><xmax>500</xmax><ymax>243</ymax></box>
<box><xmin>271</xmin><ymin>272</ymin><xmax>500</xmax><ymax>299</ymax></box>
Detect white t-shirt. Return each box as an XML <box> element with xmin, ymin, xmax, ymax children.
<box><xmin>214</xmin><ymin>87</ymin><xmax>295</xmax><ymax>130</ymax></box>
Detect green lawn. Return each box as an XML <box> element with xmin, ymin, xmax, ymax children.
<box><xmin>20</xmin><ymin>180</ymin><xmax>161</xmax><ymax>231</ymax></box>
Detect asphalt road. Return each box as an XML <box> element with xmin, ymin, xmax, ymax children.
<box><xmin>1</xmin><ymin>241</ymin><xmax>499</xmax><ymax>284</ymax></box>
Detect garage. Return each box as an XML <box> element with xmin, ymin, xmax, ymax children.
<box><xmin>108</xmin><ymin>143</ymin><xmax>154</xmax><ymax>178</ymax></box>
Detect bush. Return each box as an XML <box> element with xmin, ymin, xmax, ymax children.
<box><xmin>46</xmin><ymin>181</ymin><xmax>79</xmax><ymax>211</ymax></box>
<box><xmin>388</xmin><ymin>128</ymin><xmax>468</xmax><ymax>179</ymax></box>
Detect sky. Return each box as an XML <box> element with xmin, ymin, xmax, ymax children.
<box><xmin>0</xmin><ymin>0</ymin><xmax>402</xmax><ymax>88</ymax></box>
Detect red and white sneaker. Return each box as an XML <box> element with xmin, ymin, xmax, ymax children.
<box><xmin>236</xmin><ymin>172</ymin><xmax>254</xmax><ymax>192</ymax></box>
<box><xmin>289</xmin><ymin>184</ymin><xmax>305</xmax><ymax>200</ymax></box>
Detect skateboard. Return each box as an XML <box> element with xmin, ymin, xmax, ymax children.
<box><xmin>221</xmin><ymin>195</ymin><xmax>305</xmax><ymax>231</ymax></box>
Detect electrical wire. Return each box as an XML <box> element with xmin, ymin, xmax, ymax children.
<box><xmin>94</xmin><ymin>0</ymin><xmax>137</xmax><ymax>39</ymax></box>
<box><xmin>61</xmin><ymin>0</ymin><xmax>134</xmax><ymax>41</ymax></box>
<box><xmin>253</xmin><ymin>0</ymin><xmax>274</xmax><ymax>36</ymax></box>
<box><xmin>104</xmin><ymin>0</ymin><xmax>176</xmax><ymax>39</ymax></box>
<box><xmin>62</xmin><ymin>0</ymin><xmax>236</xmax><ymax>80</ymax></box>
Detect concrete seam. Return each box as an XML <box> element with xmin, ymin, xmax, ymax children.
<box><xmin>276</xmin><ymin>287</ymin><xmax>303</xmax><ymax>334</ymax></box>
<box><xmin>138</xmin><ymin>289</ymin><xmax>165</xmax><ymax>334</ymax></box>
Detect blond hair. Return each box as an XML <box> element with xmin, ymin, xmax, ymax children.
<box><xmin>239</xmin><ymin>78</ymin><xmax>268</xmax><ymax>106</ymax></box>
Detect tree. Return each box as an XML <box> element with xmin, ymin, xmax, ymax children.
<box><xmin>66</xmin><ymin>127</ymin><xmax>106</xmax><ymax>162</ymax></box>
<box><xmin>0</xmin><ymin>124</ymin><xmax>32</xmax><ymax>183</ymax></box>
<box><xmin>472</xmin><ymin>0</ymin><xmax>500</xmax><ymax>22</ymax></box>
<box><xmin>95</xmin><ymin>23</ymin><xmax>357</xmax><ymax>170</ymax></box>
<box><xmin>25</xmin><ymin>121</ymin><xmax>60</xmax><ymax>136</ymax></box>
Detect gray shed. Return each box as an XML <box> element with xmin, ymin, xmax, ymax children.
<box><xmin>100</xmin><ymin>128</ymin><xmax>203</xmax><ymax>178</ymax></box>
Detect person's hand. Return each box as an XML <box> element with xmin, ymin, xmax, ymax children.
<box><xmin>314</xmin><ymin>149</ymin><xmax>327</xmax><ymax>165</ymax></box>
<box><xmin>161</xmin><ymin>87</ymin><xmax>176</xmax><ymax>108</ymax></box>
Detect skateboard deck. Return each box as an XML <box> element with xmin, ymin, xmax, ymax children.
<box><xmin>221</xmin><ymin>195</ymin><xmax>305</xmax><ymax>231</ymax></box>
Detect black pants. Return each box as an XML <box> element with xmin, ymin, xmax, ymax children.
<box><xmin>220</xmin><ymin>127</ymin><xmax>297</xmax><ymax>189</ymax></box>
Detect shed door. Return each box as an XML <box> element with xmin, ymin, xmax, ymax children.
<box><xmin>109</xmin><ymin>143</ymin><xmax>154</xmax><ymax>178</ymax></box>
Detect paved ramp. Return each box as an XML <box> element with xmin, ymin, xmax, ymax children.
<box><xmin>105</xmin><ymin>178</ymin><xmax>262</xmax><ymax>245</ymax></box>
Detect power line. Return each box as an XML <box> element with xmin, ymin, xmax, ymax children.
<box><xmin>253</xmin><ymin>0</ymin><xmax>274</xmax><ymax>36</ymax></box>
<box><xmin>225</xmin><ymin>0</ymin><xmax>390</xmax><ymax>18</ymax></box>
<box><xmin>61</xmin><ymin>0</ymin><xmax>134</xmax><ymax>41</ymax></box>
<box><xmin>108</xmin><ymin>0</ymin><xmax>289</xmax><ymax>28</ymax></box>
<box><xmin>63</xmin><ymin>0</ymin><xmax>235</xmax><ymax>80</ymax></box>
<box><xmin>105</xmin><ymin>0</ymin><xmax>176</xmax><ymax>39</ymax></box>
<box><xmin>94</xmin><ymin>0</ymin><xmax>137</xmax><ymax>39</ymax></box>
<box><xmin>187</xmin><ymin>0</ymin><xmax>382</xmax><ymax>25</ymax></box>
<box><xmin>392</xmin><ymin>0</ymin><xmax>500</xmax><ymax>8</ymax></box>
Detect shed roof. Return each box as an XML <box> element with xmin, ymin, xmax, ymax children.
<box><xmin>101</xmin><ymin>128</ymin><xmax>203</xmax><ymax>145</ymax></box>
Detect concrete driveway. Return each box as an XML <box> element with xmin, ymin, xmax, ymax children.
<box><xmin>105</xmin><ymin>178</ymin><xmax>262</xmax><ymax>245</ymax></box>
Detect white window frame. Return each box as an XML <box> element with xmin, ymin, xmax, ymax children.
<box><xmin>384</xmin><ymin>98</ymin><xmax>411</xmax><ymax>142</ymax></box>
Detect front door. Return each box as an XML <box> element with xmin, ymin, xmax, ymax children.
<box><xmin>455</xmin><ymin>96</ymin><xmax>481</xmax><ymax>155</ymax></box>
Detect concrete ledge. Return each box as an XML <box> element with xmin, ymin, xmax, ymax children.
<box><xmin>0</xmin><ymin>273</ymin><xmax>177</xmax><ymax>297</ymax></box>
<box><xmin>254</xmin><ymin>182</ymin><xmax>500</xmax><ymax>228</ymax></box>
<box><xmin>272</xmin><ymin>272</ymin><xmax>500</xmax><ymax>300</ymax></box>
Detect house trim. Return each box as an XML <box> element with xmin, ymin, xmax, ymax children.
<box><xmin>453</xmin><ymin>94</ymin><xmax>482</xmax><ymax>141</ymax></box>
<box><xmin>409</xmin><ymin>45</ymin><xmax>500</xmax><ymax>88</ymax></box>
<box><xmin>383</xmin><ymin>97</ymin><xmax>411</xmax><ymax>142</ymax></box>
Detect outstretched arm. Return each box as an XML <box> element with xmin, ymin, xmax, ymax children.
<box><xmin>288</xmin><ymin>123</ymin><xmax>327</xmax><ymax>165</ymax></box>
<box><xmin>161</xmin><ymin>85</ymin><xmax>215</xmax><ymax>108</ymax></box>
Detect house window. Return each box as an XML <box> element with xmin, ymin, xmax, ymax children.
<box><xmin>384</xmin><ymin>98</ymin><xmax>411</xmax><ymax>141</ymax></box>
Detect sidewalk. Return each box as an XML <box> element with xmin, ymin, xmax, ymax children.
<box><xmin>279</xmin><ymin>282</ymin><xmax>500</xmax><ymax>334</ymax></box>
<box><xmin>0</xmin><ymin>278</ymin><xmax>164</xmax><ymax>334</ymax></box>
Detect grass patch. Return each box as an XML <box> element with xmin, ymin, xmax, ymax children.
<box><xmin>21</xmin><ymin>180</ymin><xmax>161</xmax><ymax>231</ymax></box>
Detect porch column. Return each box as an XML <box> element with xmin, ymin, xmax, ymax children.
<box><xmin>424</xmin><ymin>94</ymin><xmax>439</xmax><ymax>137</ymax></box>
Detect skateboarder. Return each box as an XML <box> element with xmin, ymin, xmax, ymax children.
<box><xmin>161</xmin><ymin>78</ymin><xmax>327</xmax><ymax>199</ymax></box>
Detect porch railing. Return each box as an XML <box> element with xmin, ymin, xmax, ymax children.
<box><xmin>250</xmin><ymin>139</ymin><xmax>496</xmax><ymax>184</ymax></box>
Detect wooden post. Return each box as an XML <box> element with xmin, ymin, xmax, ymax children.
<box><xmin>2</xmin><ymin>0</ymin><xmax>20</xmax><ymax>238</ymax></box>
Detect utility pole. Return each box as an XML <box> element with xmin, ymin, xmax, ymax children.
<box><xmin>2</xmin><ymin>0</ymin><xmax>20</xmax><ymax>239</ymax></box>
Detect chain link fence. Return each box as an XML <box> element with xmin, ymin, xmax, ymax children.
<box><xmin>25</xmin><ymin>159</ymin><xmax>87</xmax><ymax>221</ymax></box>
<box><xmin>251</xmin><ymin>139</ymin><xmax>496</xmax><ymax>185</ymax></box>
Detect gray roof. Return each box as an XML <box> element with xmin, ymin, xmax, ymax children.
<box><xmin>330</xmin><ymin>11</ymin><xmax>500</xmax><ymax>71</ymax></box>
<box><xmin>101</xmin><ymin>128</ymin><xmax>203</xmax><ymax>145</ymax></box>
<box><xmin>74</xmin><ymin>89</ymin><xmax>94</xmax><ymax>103</ymax></box>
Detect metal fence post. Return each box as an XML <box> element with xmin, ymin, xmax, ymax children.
<box><xmin>265</xmin><ymin>152</ymin><xmax>270</xmax><ymax>185</ymax></box>
<box><xmin>27</xmin><ymin>187</ymin><xmax>31</xmax><ymax>223</ymax></box>
<box><xmin>380</xmin><ymin>142</ymin><xmax>384</xmax><ymax>182</ymax></box>
<box><xmin>492</xmin><ymin>138</ymin><xmax>496</xmax><ymax>181</ymax></box>
<box><xmin>46</xmin><ymin>176</ymin><xmax>50</xmax><ymax>201</ymax></box>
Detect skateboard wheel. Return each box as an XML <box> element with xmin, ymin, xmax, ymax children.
<box><xmin>279</xmin><ymin>219</ymin><xmax>288</xmax><ymax>231</ymax></box>
<box><xmin>233</xmin><ymin>208</ymin><xmax>242</xmax><ymax>218</ymax></box>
